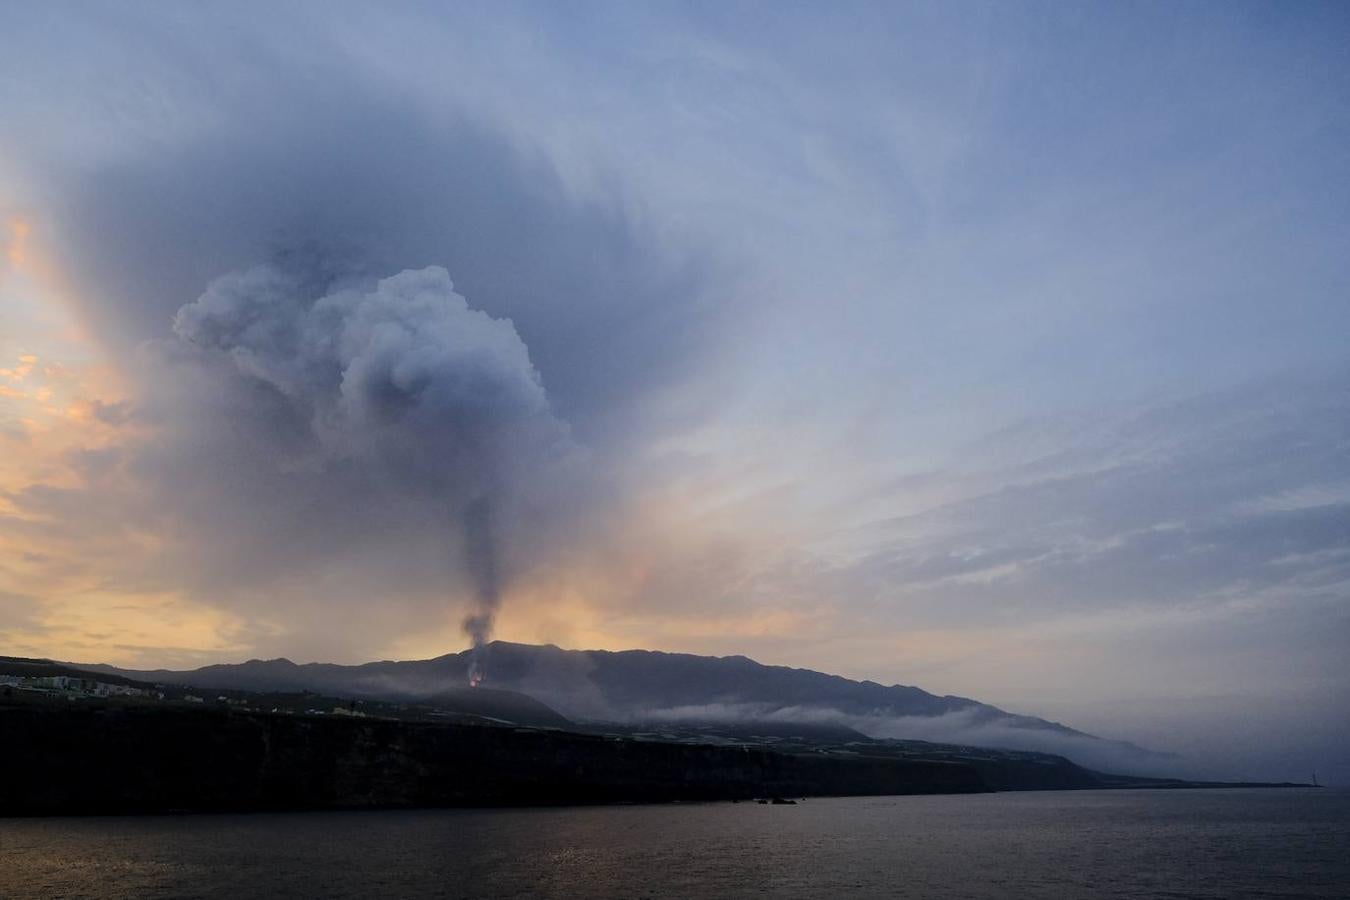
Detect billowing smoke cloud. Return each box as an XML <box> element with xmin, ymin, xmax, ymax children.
<box><xmin>165</xmin><ymin>263</ymin><xmax>571</xmax><ymax>658</ymax></box>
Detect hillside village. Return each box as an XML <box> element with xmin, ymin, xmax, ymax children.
<box><xmin>0</xmin><ymin>664</ymin><xmax>368</xmax><ymax>718</ymax></box>
<box><xmin>2</xmin><ymin>673</ymin><xmax>164</xmax><ymax>700</ymax></box>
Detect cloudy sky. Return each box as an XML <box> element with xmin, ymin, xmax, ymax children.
<box><xmin>2</xmin><ymin>2</ymin><xmax>1347</xmax><ymax>782</ymax></box>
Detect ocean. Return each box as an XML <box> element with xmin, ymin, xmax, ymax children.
<box><xmin>2</xmin><ymin>788</ymin><xmax>1346</xmax><ymax>898</ymax></box>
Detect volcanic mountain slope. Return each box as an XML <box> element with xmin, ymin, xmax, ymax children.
<box><xmin>78</xmin><ymin>641</ymin><xmax>1167</xmax><ymax>772</ymax></box>
<box><xmin>78</xmin><ymin>640</ymin><xmax>1072</xmax><ymax>730</ymax></box>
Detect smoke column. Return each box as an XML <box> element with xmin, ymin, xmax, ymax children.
<box><xmin>461</xmin><ymin>496</ymin><xmax>499</xmax><ymax>686</ymax></box>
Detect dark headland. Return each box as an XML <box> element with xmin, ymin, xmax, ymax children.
<box><xmin>0</xmin><ymin>656</ymin><xmax>1310</xmax><ymax>816</ymax></box>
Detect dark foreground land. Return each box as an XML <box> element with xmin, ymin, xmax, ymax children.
<box><xmin>2</xmin><ymin>701</ymin><xmax>985</xmax><ymax>815</ymax></box>
<box><xmin>2</xmin><ymin>697</ymin><xmax>1308</xmax><ymax>817</ymax></box>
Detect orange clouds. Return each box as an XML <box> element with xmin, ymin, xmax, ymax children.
<box><xmin>0</xmin><ymin>219</ymin><xmax>190</xmax><ymax>666</ymax></box>
<box><xmin>5</xmin><ymin>218</ymin><xmax>30</xmax><ymax>269</ymax></box>
<box><xmin>0</xmin><ymin>352</ymin><xmax>37</xmax><ymax>381</ymax></box>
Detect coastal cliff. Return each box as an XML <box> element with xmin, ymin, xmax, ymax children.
<box><xmin>1</xmin><ymin>703</ymin><xmax>987</xmax><ymax>815</ymax></box>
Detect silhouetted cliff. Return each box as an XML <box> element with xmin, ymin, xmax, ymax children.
<box><xmin>0</xmin><ymin>703</ymin><xmax>987</xmax><ymax>816</ymax></box>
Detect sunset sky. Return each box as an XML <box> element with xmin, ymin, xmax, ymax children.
<box><xmin>2</xmin><ymin>2</ymin><xmax>1347</xmax><ymax>782</ymax></box>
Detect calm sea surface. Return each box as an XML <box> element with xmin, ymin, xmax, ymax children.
<box><xmin>2</xmin><ymin>789</ymin><xmax>1347</xmax><ymax>899</ymax></box>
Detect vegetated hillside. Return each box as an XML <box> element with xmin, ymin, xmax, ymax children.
<box><xmin>4</xmin><ymin>655</ymin><xmax>570</xmax><ymax>730</ymax></box>
<box><xmin>413</xmin><ymin>686</ymin><xmax>572</xmax><ymax>729</ymax></box>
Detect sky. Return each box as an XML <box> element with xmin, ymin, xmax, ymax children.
<box><xmin>1</xmin><ymin>1</ymin><xmax>1347</xmax><ymax>783</ymax></box>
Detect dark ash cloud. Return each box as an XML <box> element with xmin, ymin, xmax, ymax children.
<box><xmin>164</xmin><ymin>263</ymin><xmax>572</xmax><ymax>650</ymax></box>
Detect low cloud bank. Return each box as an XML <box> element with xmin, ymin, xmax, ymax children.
<box><xmin>636</xmin><ymin>702</ymin><xmax>1191</xmax><ymax>777</ymax></box>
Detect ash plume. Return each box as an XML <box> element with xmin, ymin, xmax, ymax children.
<box><xmin>460</xmin><ymin>496</ymin><xmax>501</xmax><ymax>649</ymax></box>
<box><xmin>167</xmin><ymin>263</ymin><xmax>572</xmax><ymax>650</ymax></box>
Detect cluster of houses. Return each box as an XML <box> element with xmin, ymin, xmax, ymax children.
<box><xmin>3</xmin><ymin>672</ymin><xmax>374</xmax><ymax>719</ymax></box>
<box><xmin>0</xmin><ymin>673</ymin><xmax>164</xmax><ymax>700</ymax></box>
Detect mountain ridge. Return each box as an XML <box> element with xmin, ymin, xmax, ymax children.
<box><xmin>75</xmin><ymin>640</ymin><xmax>1132</xmax><ymax>752</ymax></box>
